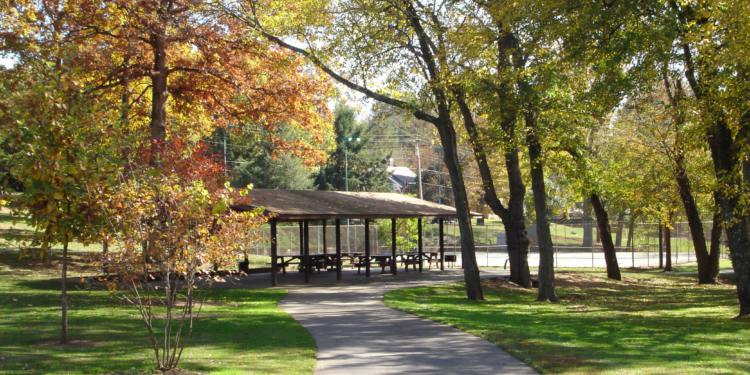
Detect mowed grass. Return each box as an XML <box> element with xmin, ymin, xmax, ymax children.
<box><xmin>384</xmin><ymin>270</ymin><xmax>750</xmax><ymax>375</ymax></box>
<box><xmin>0</xmin><ymin>250</ymin><xmax>315</xmax><ymax>374</ymax></box>
<box><xmin>0</xmin><ymin>208</ymin><xmax>103</xmax><ymax>252</ymax></box>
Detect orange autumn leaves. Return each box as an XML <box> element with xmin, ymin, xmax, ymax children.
<box><xmin>1</xmin><ymin>0</ymin><xmax>333</xmax><ymax>166</ymax></box>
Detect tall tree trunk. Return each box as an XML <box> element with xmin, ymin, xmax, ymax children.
<box><xmin>674</xmin><ymin>26</ymin><xmax>750</xmax><ymax>314</ymax></box>
<box><xmin>61</xmin><ymin>237</ymin><xmax>69</xmax><ymax>344</ymax></box>
<box><xmin>503</xmin><ymin>159</ymin><xmax>532</xmax><ymax>288</ymax></box>
<box><xmin>456</xmin><ymin>93</ymin><xmax>531</xmax><ymax>288</ymax></box>
<box><xmin>400</xmin><ymin>2</ymin><xmax>483</xmax><ymax>300</ymax></box>
<box><xmin>674</xmin><ymin>150</ymin><xmax>714</xmax><ymax>283</ymax></box>
<box><xmin>664</xmin><ymin>220</ymin><xmax>673</xmax><ymax>271</ymax></box>
<box><xmin>582</xmin><ymin>197</ymin><xmax>593</xmax><ymax>247</ymax></box>
<box><xmin>526</xmin><ymin>112</ymin><xmax>557</xmax><ymax>302</ymax></box>
<box><xmin>709</xmin><ymin>212</ymin><xmax>722</xmax><ymax>280</ymax></box>
<box><xmin>665</xmin><ymin>75</ymin><xmax>714</xmax><ymax>283</ymax></box>
<box><xmin>590</xmin><ymin>193</ymin><xmax>621</xmax><ymax>280</ymax></box>
<box><xmin>707</xmin><ymin>115</ymin><xmax>750</xmax><ymax>316</ymax></box>
<box><xmin>436</xmin><ymin>118</ymin><xmax>483</xmax><ymax>300</ymax></box>
<box><xmin>150</xmin><ymin>33</ymin><xmax>168</xmax><ymax>143</ymax></box>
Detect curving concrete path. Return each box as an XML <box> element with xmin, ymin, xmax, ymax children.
<box><xmin>271</xmin><ymin>269</ymin><xmax>539</xmax><ymax>375</ymax></box>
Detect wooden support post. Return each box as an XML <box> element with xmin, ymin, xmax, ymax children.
<box><xmin>439</xmin><ymin>218</ymin><xmax>444</xmax><ymax>271</ymax></box>
<box><xmin>298</xmin><ymin>221</ymin><xmax>304</xmax><ymax>257</ymax></box>
<box><xmin>304</xmin><ymin>220</ymin><xmax>310</xmax><ymax>283</ymax></box>
<box><xmin>271</xmin><ymin>220</ymin><xmax>278</xmax><ymax>286</ymax></box>
<box><xmin>391</xmin><ymin>218</ymin><xmax>397</xmax><ymax>275</ymax></box>
<box><xmin>365</xmin><ymin>219</ymin><xmax>371</xmax><ymax>277</ymax></box>
<box><xmin>335</xmin><ymin>219</ymin><xmax>342</xmax><ymax>280</ymax></box>
<box><xmin>418</xmin><ymin>218</ymin><xmax>423</xmax><ymax>273</ymax></box>
<box><xmin>323</xmin><ymin>221</ymin><xmax>328</xmax><ymax>255</ymax></box>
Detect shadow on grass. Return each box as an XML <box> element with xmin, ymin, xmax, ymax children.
<box><xmin>385</xmin><ymin>276</ymin><xmax>750</xmax><ymax>374</ymax></box>
<box><xmin>0</xmin><ymin>281</ymin><xmax>315</xmax><ymax>375</ymax></box>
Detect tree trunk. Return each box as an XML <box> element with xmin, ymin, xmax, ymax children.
<box><xmin>61</xmin><ymin>238</ymin><xmax>69</xmax><ymax>344</ymax></box>
<box><xmin>675</xmin><ymin>32</ymin><xmax>749</xmax><ymax>314</ymax></box>
<box><xmin>615</xmin><ymin>219</ymin><xmax>624</xmax><ymax>247</ymax></box>
<box><xmin>456</xmin><ymin>92</ymin><xmax>531</xmax><ymax>288</ymax></box>
<box><xmin>590</xmin><ymin>193</ymin><xmax>621</xmax><ymax>280</ymax></box>
<box><xmin>664</xmin><ymin>221</ymin><xmax>673</xmax><ymax>271</ymax></box>
<box><xmin>674</xmin><ymin>151</ymin><xmax>714</xmax><ymax>283</ymax></box>
<box><xmin>435</xmin><ymin>118</ymin><xmax>483</xmax><ymax>301</ymax></box>
<box><xmin>150</xmin><ymin>32</ymin><xmax>168</xmax><ymax>143</ymax></box>
<box><xmin>707</xmin><ymin>116</ymin><xmax>750</xmax><ymax>316</ymax></box>
<box><xmin>397</xmin><ymin>2</ymin><xmax>484</xmax><ymax>300</ymax></box>
<box><xmin>582</xmin><ymin>197</ymin><xmax>593</xmax><ymax>247</ymax></box>
<box><xmin>627</xmin><ymin>214</ymin><xmax>635</xmax><ymax>248</ymax></box>
<box><xmin>709</xmin><ymin>212</ymin><xmax>722</xmax><ymax>280</ymax></box>
<box><xmin>526</xmin><ymin>112</ymin><xmax>557</xmax><ymax>302</ymax></box>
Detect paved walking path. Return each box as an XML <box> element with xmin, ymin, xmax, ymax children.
<box><xmin>223</xmin><ymin>268</ymin><xmax>538</xmax><ymax>374</ymax></box>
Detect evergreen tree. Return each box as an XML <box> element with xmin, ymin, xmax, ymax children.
<box><xmin>210</xmin><ymin>126</ymin><xmax>314</xmax><ymax>190</ymax></box>
<box><xmin>314</xmin><ymin>105</ymin><xmax>391</xmax><ymax>192</ymax></box>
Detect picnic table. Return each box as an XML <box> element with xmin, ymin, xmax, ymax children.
<box><xmin>354</xmin><ymin>254</ymin><xmax>395</xmax><ymax>274</ymax></box>
<box><xmin>398</xmin><ymin>252</ymin><xmax>439</xmax><ymax>271</ymax></box>
<box><xmin>277</xmin><ymin>252</ymin><xmax>366</xmax><ymax>273</ymax></box>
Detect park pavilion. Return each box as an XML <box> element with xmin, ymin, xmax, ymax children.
<box><xmin>232</xmin><ymin>189</ymin><xmax>479</xmax><ymax>286</ymax></box>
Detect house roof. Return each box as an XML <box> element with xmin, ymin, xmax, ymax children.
<box><xmin>232</xmin><ymin>189</ymin><xmax>479</xmax><ymax>222</ymax></box>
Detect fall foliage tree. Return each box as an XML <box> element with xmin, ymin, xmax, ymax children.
<box><xmin>0</xmin><ymin>0</ymin><xmax>333</xmax><ymax>163</ymax></box>
<box><xmin>98</xmin><ymin>141</ymin><xmax>267</xmax><ymax>371</ymax></box>
<box><xmin>0</xmin><ymin>57</ymin><xmax>122</xmax><ymax>344</ymax></box>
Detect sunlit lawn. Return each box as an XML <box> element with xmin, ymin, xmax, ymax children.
<box><xmin>384</xmin><ymin>269</ymin><xmax>749</xmax><ymax>375</ymax></box>
<box><xmin>0</xmin><ymin>251</ymin><xmax>315</xmax><ymax>374</ymax></box>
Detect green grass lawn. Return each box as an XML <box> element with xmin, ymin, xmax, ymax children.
<box><xmin>0</xmin><ymin>251</ymin><xmax>315</xmax><ymax>374</ymax></box>
<box><xmin>0</xmin><ymin>208</ymin><xmax>103</xmax><ymax>252</ymax></box>
<box><xmin>528</xmin><ymin>259</ymin><xmax>735</xmax><ymax>273</ymax></box>
<box><xmin>384</xmin><ymin>270</ymin><xmax>749</xmax><ymax>375</ymax></box>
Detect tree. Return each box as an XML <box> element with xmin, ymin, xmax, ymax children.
<box><xmin>222</xmin><ymin>0</ymin><xmax>487</xmax><ymax>300</ymax></box>
<box><xmin>211</xmin><ymin>125</ymin><xmax>317</xmax><ymax>190</ymax></box>
<box><xmin>100</xmin><ymin>141</ymin><xmax>267</xmax><ymax>371</ymax></box>
<box><xmin>614</xmin><ymin>78</ymin><xmax>720</xmax><ymax>282</ymax></box>
<box><xmin>314</xmin><ymin>104</ymin><xmax>392</xmax><ymax>192</ymax></box>
<box><xmin>377</xmin><ymin>218</ymin><xmax>418</xmax><ymax>253</ymax></box>
<box><xmin>0</xmin><ymin>59</ymin><xmax>121</xmax><ymax>344</ymax></box>
<box><xmin>571</xmin><ymin>0</ymin><xmax>750</xmax><ymax>316</ymax></box>
<box><xmin>1</xmin><ymin>0</ymin><xmax>332</xmax><ymax>162</ymax></box>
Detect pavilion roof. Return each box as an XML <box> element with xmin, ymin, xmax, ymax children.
<box><xmin>232</xmin><ymin>189</ymin><xmax>480</xmax><ymax>222</ymax></box>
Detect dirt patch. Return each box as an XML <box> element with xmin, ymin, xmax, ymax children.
<box><xmin>481</xmin><ymin>277</ymin><xmax>534</xmax><ymax>293</ymax></box>
<box><xmin>554</xmin><ymin>273</ymin><xmax>614</xmax><ymax>289</ymax></box>
<box><xmin>33</xmin><ymin>339</ymin><xmax>108</xmax><ymax>348</ymax></box>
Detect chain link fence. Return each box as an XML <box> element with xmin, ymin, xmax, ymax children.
<box><xmin>246</xmin><ymin>219</ymin><xmax>729</xmax><ymax>269</ymax></box>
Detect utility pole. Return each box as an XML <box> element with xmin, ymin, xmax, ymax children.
<box><xmin>341</xmin><ymin>137</ymin><xmax>360</xmax><ymax>253</ymax></box>
<box><xmin>415</xmin><ymin>136</ymin><xmax>423</xmax><ymax>199</ymax></box>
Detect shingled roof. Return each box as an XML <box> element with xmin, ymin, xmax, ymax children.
<box><xmin>232</xmin><ymin>189</ymin><xmax>479</xmax><ymax>222</ymax></box>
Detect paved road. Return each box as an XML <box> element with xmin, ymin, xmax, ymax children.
<box><xmin>269</xmin><ymin>269</ymin><xmax>538</xmax><ymax>375</ymax></box>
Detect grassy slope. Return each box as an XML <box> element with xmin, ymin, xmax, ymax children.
<box><xmin>0</xmin><ymin>251</ymin><xmax>315</xmax><ymax>375</ymax></box>
<box><xmin>384</xmin><ymin>271</ymin><xmax>749</xmax><ymax>375</ymax></box>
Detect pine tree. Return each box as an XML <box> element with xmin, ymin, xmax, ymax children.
<box><xmin>314</xmin><ymin>105</ymin><xmax>391</xmax><ymax>192</ymax></box>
